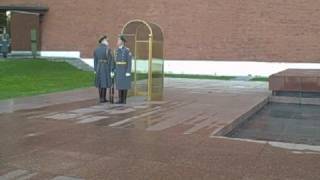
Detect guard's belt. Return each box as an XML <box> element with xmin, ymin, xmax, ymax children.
<box><xmin>116</xmin><ymin>61</ymin><xmax>127</xmax><ymax>65</ymax></box>
<box><xmin>99</xmin><ymin>59</ymin><xmax>108</xmax><ymax>63</ymax></box>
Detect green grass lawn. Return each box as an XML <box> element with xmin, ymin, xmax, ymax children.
<box><xmin>250</xmin><ymin>76</ymin><xmax>269</xmax><ymax>82</ymax></box>
<box><xmin>0</xmin><ymin>59</ymin><xmax>94</xmax><ymax>100</ymax></box>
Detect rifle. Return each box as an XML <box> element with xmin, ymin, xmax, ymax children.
<box><xmin>109</xmin><ymin>49</ymin><xmax>116</xmax><ymax>104</ymax></box>
<box><xmin>109</xmin><ymin>73</ymin><xmax>115</xmax><ymax>104</ymax></box>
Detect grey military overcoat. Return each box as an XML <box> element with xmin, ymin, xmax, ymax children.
<box><xmin>114</xmin><ymin>46</ymin><xmax>132</xmax><ymax>90</ymax></box>
<box><xmin>0</xmin><ymin>34</ymin><xmax>9</xmax><ymax>53</ymax></box>
<box><xmin>93</xmin><ymin>44</ymin><xmax>113</xmax><ymax>88</ymax></box>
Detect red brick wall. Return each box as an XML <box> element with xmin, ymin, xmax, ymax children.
<box><xmin>1</xmin><ymin>0</ymin><xmax>320</xmax><ymax>62</ymax></box>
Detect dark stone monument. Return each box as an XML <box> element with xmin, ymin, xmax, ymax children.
<box><xmin>269</xmin><ymin>69</ymin><xmax>320</xmax><ymax>97</ymax></box>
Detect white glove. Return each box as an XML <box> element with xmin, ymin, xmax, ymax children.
<box><xmin>110</xmin><ymin>72</ymin><xmax>115</xmax><ymax>77</ymax></box>
<box><xmin>94</xmin><ymin>71</ymin><xmax>96</xmax><ymax>74</ymax></box>
<box><xmin>125</xmin><ymin>73</ymin><xmax>131</xmax><ymax>77</ymax></box>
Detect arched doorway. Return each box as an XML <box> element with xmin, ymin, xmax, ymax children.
<box><xmin>121</xmin><ymin>19</ymin><xmax>164</xmax><ymax>101</ymax></box>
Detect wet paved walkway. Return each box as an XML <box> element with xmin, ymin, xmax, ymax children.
<box><xmin>1</xmin><ymin>79</ymin><xmax>320</xmax><ymax>179</ymax></box>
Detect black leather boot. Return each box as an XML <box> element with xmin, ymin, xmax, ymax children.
<box><xmin>101</xmin><ymin>88</ymin><xmax>107</xmax><ymax>103</ymax></box>
<box><xmin>98</xmin><ymin>88</ymin><xmax>103</xmax><ymax>103</ymax></box>
<box><xmin>123</xmin><ymin>90</ymin><xmax>127</xmax><ymax>104</ymax></box>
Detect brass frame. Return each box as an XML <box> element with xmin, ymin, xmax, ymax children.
<box><xmin>121</xmin><ymin>19</ymin><xmax>164</xmax><ymax>101</ymax></box>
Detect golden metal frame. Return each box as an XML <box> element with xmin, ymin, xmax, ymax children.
<box><xmin>121</xmin><ymin>19</ymin><xmax>164</xmax><ymax>101</ymax></box>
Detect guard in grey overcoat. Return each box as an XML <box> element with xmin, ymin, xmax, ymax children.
<box><xmin>0</xmin><ymin>29</ymin><xmax>10</xmax><ymax>58</ymax></box>
<box><xmin>93</xmin><ymin>35</ymin><xmax>113</xmax><ymax>103</ymax></box>
<box><xmin>114</xmin><ymin>35</ymin><xmax>132</xmax><ymax>104</ymax></box>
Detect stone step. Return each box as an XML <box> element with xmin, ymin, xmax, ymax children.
<box><xmin>47</xmin><ymin>58</ymin><xmax>94</xmax><ymax>72</ymax></box>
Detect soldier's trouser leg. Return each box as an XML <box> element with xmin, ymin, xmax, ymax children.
<box><xmin>117</xmin><ymin>90</ymin><xmax>123</xmax><ymax>104</ymax></box>
<box><xmin>123</xmin><ymin>90</ymin><xmax>127</xmax><ymax>104</ymax></box>
<box><xmin>101</xmin><ymin>88</ymin><xmax>107</xmax><ymax>102</ymax></box>
<box><xmin>121</xmin><ymin>90</ymin><xmax>125</xmax><ymax>104</ymax></box>
<box><xmin>98</xmin><ymin>88</ymin><xmax>103</xmax><ymax>103</ymax></box>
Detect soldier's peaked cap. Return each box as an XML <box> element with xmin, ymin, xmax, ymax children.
<box><xmin>119</xmin><ymin>34</ymin><xmax>127</xmax><ymax>43</ymax></box>
<box><xmin>98</xmin><ymin>35</ymin><xmax>107</xmax><ymax>43</ymax></box>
